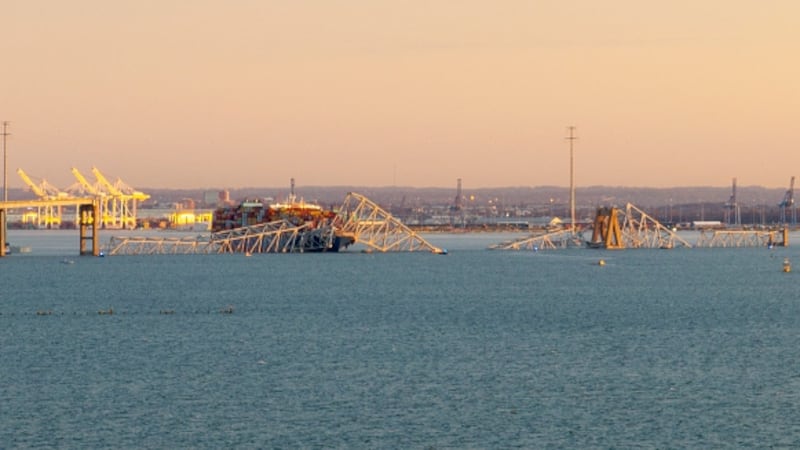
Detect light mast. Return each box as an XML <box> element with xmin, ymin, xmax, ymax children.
<box><xmin>567</xmin><ymin>126</ymin><xmax>577</xmax><ymax>235</ymax></box>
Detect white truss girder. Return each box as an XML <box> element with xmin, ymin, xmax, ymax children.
<box><xmin>108</xmin><ymin>220</ymin><xmax>336</xmax><ymax>255</ymax></box>
<box><xmin>336</xmin><ymin>192</ymin><xmax>444</xmax><ymax>253</ymax></box>
<box><xmin>488</xmin><ymin>229</ymin><xmax>581</xmax><ymax>250</ymax></box>
<box><xmin>618</xmin><ymin>203</ymin><xmax>692</xmax><ymax>249</ymax></box>
<box><xmin>695</xmin><ymin>229</ymin><xmax>784</xmax><ymax>248</ymax></box>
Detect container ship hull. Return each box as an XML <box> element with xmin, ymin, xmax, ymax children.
<box><xmin>212</xmin><ymin>199</ymin><xmax>351</xmax><ymax>253</ymax></box>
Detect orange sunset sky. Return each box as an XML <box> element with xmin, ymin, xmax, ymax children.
<box><xmin>2</xmin><ymin>1</ymin><xmax>799</xmax><ymax>189</ymax></box>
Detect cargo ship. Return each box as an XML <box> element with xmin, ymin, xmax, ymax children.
<box><xmin>211</xmin><ymin>196</ymin><xmax>336</xmax><ymax>232</ymax></box>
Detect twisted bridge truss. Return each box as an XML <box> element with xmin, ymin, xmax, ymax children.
<box><xmin>488</xmin><ymin>229</ymin><xmax>582</xmax><ymax>251</ymax></box>
<box><xmin>107</xmin><ymin>220</ymin><xmax>337</xmax><ymax>255</ymax></box>
<box><xmin>489</xmin><ymin>202</ymin><xmax>691</xmax><ymax>251</ymax></box>
<box><xmin>588</xmin><ymin>203</ymin><xmax>692</xmax><ymax>249</ymax></box>
<box><xmin>334</xmin><ymin>192</ymin><xmax>445</xmax><ymax>253</ymax></box>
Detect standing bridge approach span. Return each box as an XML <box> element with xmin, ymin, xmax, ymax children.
<box><xmin>107</xmin><ymin>192</ymin><xmax>444</xmax><ymax>255</ymax></box>
<box><xmin>0</xmin><ymin>197</ymin><xmax>102</xmax><ymax>257</ymax></box>
<box><xmin>694</xmin><ymin>228</ymin><xmax>788</xmax><ymax>248</ymax></box>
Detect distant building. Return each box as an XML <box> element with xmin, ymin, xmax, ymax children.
<box><xmin>692</xmin><ymin>220</ymin><xmax>724</xmax><ymax>229</ymax></box>
<box><xmin>203</xmin><ymin>190</ymin><xmax>230</xmax><ymax>206</ymax></box>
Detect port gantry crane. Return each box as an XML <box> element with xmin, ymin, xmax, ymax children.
<box><xmin>779</xmin><ymin>176</ymin><xmax>796</xmax><ymax>225</ymax></box>
<box><xmin>16</xmin><ymin>169</ymin><xmax>71</xmax><ymax>228</ymax></box>
<box><xmin>91</xmin><ymin>167</ymin><xmax>149</xmax><ymax>229</ymax></box>
<box><xmin>70</xmin><ymin>167</ymin><xmax>115</xmax><ymax>228</ymax></box>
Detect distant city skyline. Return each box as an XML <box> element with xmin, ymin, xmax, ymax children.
<box><xmin>3</xmin><ymin>1</ymin><xmax>799</xmax><ymax>190</ymax></box>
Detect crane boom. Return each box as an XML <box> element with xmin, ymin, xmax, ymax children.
<box><xmin>17</xmin><ymin>169</ymin><xmax>48</xmax><ymax>198</ymax></box>
<box><xmin>91</xmin><ymin>167</ymin><xmax>123</xmax><ymax>196</ymax></box>
<box><xmin>71</xmin><ymin>168</ymin><xmax>102</xmax><ymax>195</ymax></box>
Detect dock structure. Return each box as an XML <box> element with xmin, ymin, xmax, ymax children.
<box><xmin>0</xmin><ymin>197</ymin><xmax>101</xmax><ymax>257</ymax></box>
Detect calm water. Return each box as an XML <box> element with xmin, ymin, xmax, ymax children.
<box><xmin>2</xmin><ymin>230</ymin><xmax>800</xmax><ymax>448</ymax></box>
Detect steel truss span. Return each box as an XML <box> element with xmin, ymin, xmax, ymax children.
<box><xmin>695</xmin><ymin>229</ymin><xmax>787</xmax><ymax>248</ymax></box>
<box><xmin>615</xmin><ymin>203</ymin><xmax>693</xmax><ymax>249</ymax></box>
<box><xmin>108</xmin><ymin>220</ymin><xmax>335</xmax><ymax>255</ymax></box>
<box><xmin>488</xmin><ymin>230</ymin><xmax>583</xmax><ymax>251</ymax></box>
<box><xmin>335</xmin><ymin>192</ymin><xmax>445</xmax><ymax>254</ymax></box>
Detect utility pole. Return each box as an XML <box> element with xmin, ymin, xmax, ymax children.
<box><xmin>1</xmin><ymin>121</ymin><xmax>8</xmax><ymax>256</ymax></box>
<box><xmin>2</xmin><ymin>121</ymin><xmax>9</xmax><ymax>202</ymax></box>
<box><xmin>566</xmin><ymin>126</ymin><xmax>577</xmax><ymax>234</ymax></box>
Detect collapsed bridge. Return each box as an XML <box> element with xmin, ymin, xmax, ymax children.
<box><xmin>107</xmin><ymin>192</ymin><xmax>445</xmax><ymax>255</ymax></box>
<box><xmin>490</xmin><ymin>202</ymin><xmax>788</xmax><ymax>250</ymax></box>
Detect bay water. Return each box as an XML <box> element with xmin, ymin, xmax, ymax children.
<box><xmin>2</xmin><ymin>230</ymin><xmax>800</xmax><ymax>448</ymax></box>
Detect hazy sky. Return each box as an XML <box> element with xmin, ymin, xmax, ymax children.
<box><xmin>2</xmin><ymin>1</ymin><xmax>799</xmax><ymax>190</ymax></box>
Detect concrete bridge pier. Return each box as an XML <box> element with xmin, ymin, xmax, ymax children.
<box><xmin>79</xmin><ymin>202</ymin><xmax>100</xmax><ymax>256</ymax></box>
<box><xmin>0</xmin><ymin>197</ymin><xmax>99</xmax><ymax>257</ymax></box>
<box><xmin>0</xmin><ymin>209</ymin><xmax>6</xmax><ymax>257</ymax></box>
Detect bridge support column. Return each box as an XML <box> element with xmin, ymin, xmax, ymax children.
<box><xmin>79</xmin><ymin>202</ymin><xmax>100</xmax><ymax>256</ymax></box>
<box><xmin>0</xmin><ymin>208</ymin><xmax>6</xmax><ymax>257</ymax></box>
<box><xmin>589</xmin><ymin>207</ymin><xmax>624</xmax><ymax>249</ymax></box>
